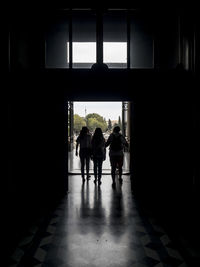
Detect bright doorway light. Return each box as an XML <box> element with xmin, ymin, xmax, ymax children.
<box><xmin>67</xmin><ymin>42</ymin><xmax>96</xmax><ymax>64</ymax></box>
<box><xmin>103</xmin><ymin>42</ymin><xmax>127</xmax><ymax>63</ymax></box>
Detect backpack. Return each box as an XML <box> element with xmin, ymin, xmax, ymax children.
<box><xmin>110</xmin><ymin>134</ymin><xmax>123</xmax><ymax>151</ymax></box>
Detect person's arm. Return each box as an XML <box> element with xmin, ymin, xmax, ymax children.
<box><xmin>89</xmin><ymin>135</ymin><xmax>92</xmax><ymax>149</ymax></box>
<box><xmin>105</xmin><ymin>134</ymin><xmax>112</xmax><ymax>147</ymax></box>
<box><xmin>75</xmin><ymin>136</ymin><xmax>80</xmax><ymax>156</ymax></box>
<box><xmin>90</xmin><ymin>137</ymin><xmax>94</xmax><ymax>160</ymax></box>
<box><xmin>103</xmin><ymin>138</ymin><xmax>106</xmax><ymax>160</ymax></box>
<box><xmin>102</xmin><ymin>138</ymin><xmax>106</xmax><ymax>147</ymax></box>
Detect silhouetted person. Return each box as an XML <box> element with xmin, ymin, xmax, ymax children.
<box><xmin>76</xmin><ymin>126</ymin><xmax>92</xmax><ymax>182</ymax></box>
<box><xmin>91</xmin><ymin>128</ymin><xmax>106</xmax><ymax>185</ymax></box>
<box><xmin>105</xmin><ymin>126</ymin><xmax>128</xmax><ymax>187</ymax></box>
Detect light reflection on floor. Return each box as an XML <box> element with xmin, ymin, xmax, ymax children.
<box><xmin>32</xmin><ymin>175</ymin><xmax>187</xmax><ymax>267</ymax></box>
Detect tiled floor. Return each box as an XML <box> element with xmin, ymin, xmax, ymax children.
<box><xmin>9</xmin><ymin>175</ymin><xmax>188</xmax><ymax>267</ymax></box>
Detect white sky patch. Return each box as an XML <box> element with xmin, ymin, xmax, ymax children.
<box><xmin>73</xmin><ymin>42</ymin><xmax>96</xmax><ymax>63</ymax></box>
<box><xmin>67</xmin><ymin>42</ymin><xmax>127</xmax><ymax>64</ymax></box>
<box><xmin>104</xmin><ymin>42</ymin><xmax>127</xmax><ymax>63</ymax></box>
<box><xmin>74</xmin><ymin>102</ymin><xmax>122</xmax><ymax>121</ymax></box>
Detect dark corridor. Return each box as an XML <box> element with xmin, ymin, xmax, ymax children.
<box><xmin>6</xmin><ymin>4</ymin><xmax>200</xmax><ymax>267</ymax></box>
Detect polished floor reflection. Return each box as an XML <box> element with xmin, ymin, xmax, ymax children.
<box><xmin>68</xmin><ymin>149</ymin><xmax>130</xmax><ymax>174</ymax></box>
<box><xmin>9</xmin><ymin>175</ymin><xmax>188</xmax><ymax>267</ymax></box>
<box><xmin>31</xmin><ymin>175</ymin><xmax>187</xmax><ymax>267</ymax></box>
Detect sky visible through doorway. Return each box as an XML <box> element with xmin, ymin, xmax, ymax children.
<box><xmin>74</xmin><ymin>102</ymin><xmax>122</xmax><ymax>121</ymax></box>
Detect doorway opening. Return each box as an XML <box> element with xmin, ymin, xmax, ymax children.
<box><xmin>68</xmin><ymin>101</ymin><xmax>131</xmax><ymax>175</ymax></box>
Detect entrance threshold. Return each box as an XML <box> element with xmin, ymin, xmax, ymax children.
<box><xmin>68</xmin><ymin>150</ymin><xmax>130</xmax><ymax>175</ymax></box>
<box><xmin>68</xmin><ymin>172</ymin><xmax>131</xmax><ymax>175</ymax></box>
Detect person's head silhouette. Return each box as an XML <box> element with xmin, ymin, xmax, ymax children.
<box><xmin>94</xmin><ymin>127</ymin><xmax>103</xmax><ymax>136</ymax></box>
<box><xmin>80</xmin><ymin>126</ymin><xmax>89</xmax><ymax>138</ymax></box>
<box><xmin>81</xmin><ymin>126</ymin><xmax>89</xmax><ymax>133</ymax></box>
<box><xmin>113</xmin><ymin>126</ymin><xmax>120</xmax><ymax>133</ymax></box>
<box><xmin>93</xmin><ymin>128</ymin><xmax>103</xmax><ymax>142</ymax></box>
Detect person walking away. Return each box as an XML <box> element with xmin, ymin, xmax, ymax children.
<box><xmin>105</xmin><ymin>126</ymin><xmax>128</xmax><ymax>187</ymax></box>
<box><xmin>76</xmin><ymin>127</ymin><xmax>92</xmax><ymax>182</ymax></box>
<box><xmin>91</xmin><ymin>128</ymin><xmax>106</xmax><ymax>185</ymax></box>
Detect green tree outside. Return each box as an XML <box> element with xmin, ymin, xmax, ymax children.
<box><xmin>74</xmin><ymin>114</ymin><xmax>86</xmax><ymax>135</ymax></box>
<box><xmin>74</xmin><ymin>112</ymin><xmax>114</xmax><ymax>133</ymax></box>
<box><xmin>85</xmin><ymin>113</ymin><xmax>108</xmax><ymax>132</ymax></box>
<box><xmin>87</xmin><ymin>118</ymin><xmax>108</xmax><ymax>132</ymax></box>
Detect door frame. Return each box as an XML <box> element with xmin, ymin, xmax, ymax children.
<box><xmin>66</xmin><ymin>100</ymin><xmax>134</xmax><ymax>176</ymax></box>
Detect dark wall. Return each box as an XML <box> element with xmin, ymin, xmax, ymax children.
<box><xmin>7</xmin><ymin>73</ymin><xmax>66</xmax><ymax>259</ymax></box>
<box><xmin>6</xmin><ymin>6</ymin><xmax>200</xmax><ymax>258</ymax></box>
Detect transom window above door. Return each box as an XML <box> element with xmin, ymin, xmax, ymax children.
<box><xmin>45</xmin><ymin>10</ymin><xmax>154</xmax><ymax>69</ymax></box>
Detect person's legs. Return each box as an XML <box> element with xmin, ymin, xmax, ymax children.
<box><xmin>117</xmin><ymin>156</ymin><xmax>124</xmax><ymax>183</ymax></box>
<box><xmin>80</xmin><ymin>156</ymin><xmax>85</xmax><ymax>181</ymax></box>
<box><xmin>97</xmin><ymin>159</ymin><xmax>103</xmax><ymax>184</ymax></box>
<box><xmin>86</xmin><ymin>156</ymin><xmax>90</xmax><ymax>180</ymax></box>
<box><xmin>93</xmin><ymin>158</ymin><xmax>98</xmax><ymax>182</ymax></box>
<box><xmin>110</xmin><ymin>156</ymin><xmax>117</xmax><ymax>186</ymax></box>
